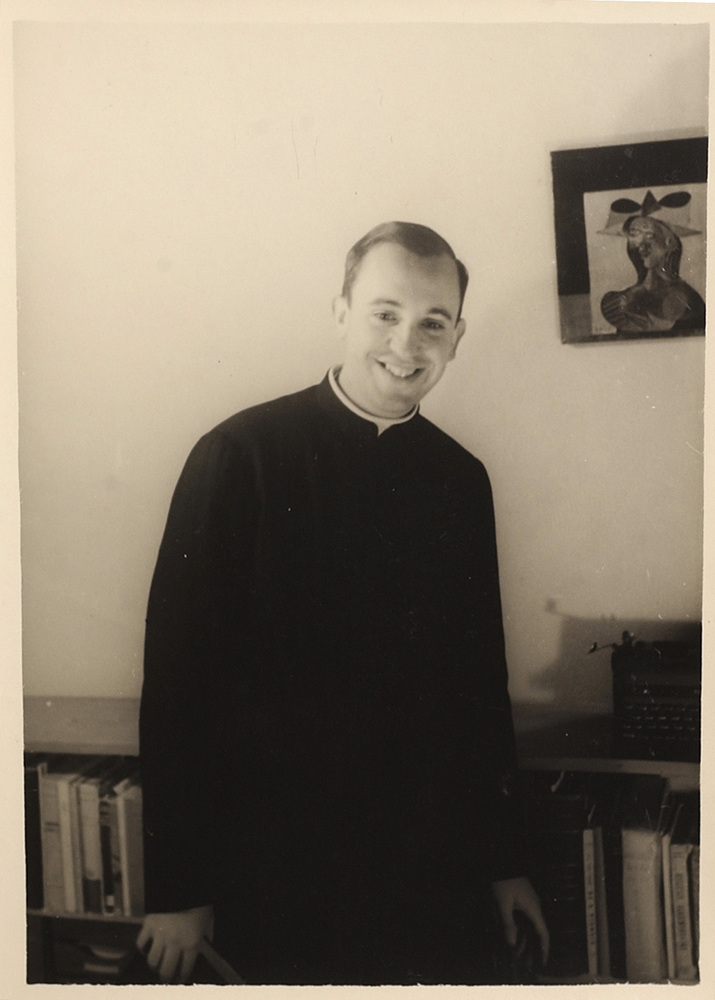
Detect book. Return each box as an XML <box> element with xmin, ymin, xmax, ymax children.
<box><xmin>55</xmin><ymin>772</ymin><xmax>78</xmax><ymax>912</ymax></box>
<box><xmin>62</xmin><ymin>764</ymin><xmax>99</xmax><ymax>913</ymax></box>
<box><xmin>77</xmin><ymin>758</ymin><xmax>127</xmax><ymax>915</ymax></box>
<box><xmin>690</xmin><ymin>845</ymin><xmax>700</xmax><ymax>969</ymax></box>
<box><xmin>592</xmin><ymin>825</ymin><xmax>610</xmax><ymax>978</ymax></box>
<box><xmin>594</xmin><ymin>775</ymin><xmax>627</xmax><ymax>981</ymax></box>
<box><xmin>37</xmin><ymin>758</ymin><xmax>74</xmax><ymax>913</ymax></box>
<box><xmin>98</xmin><ymin>761</ymin><xmax>134</xmax><ymax>915</ymax></box>
<box><xmin>37</xmin><ymin>757</ymin><xmax>106</xmax><ymax>915</ymax></box>
<box><xmin>83</xmin><ymin>943</ymin><xmax>135</xmax><ymax>982</ymax></box>
<box><xmin>622</xmin><ymin>827</ymin><xmax>666</xmax><ymax>982</ymax></box>
<box><xmin>578</xmin><ymin>780</ymin><xmax>612</xmax><ymax>982</ymax></box>
<box><xmin>52</xmin><ymin>940</ymin><xmax>135</xmax><ymax>984</ymax></box>
<box><xmin>621</xmin><ymin>775</ymin><xmax>668</xmax><ymax>983</ymax></box>
<box><xmin>661</xmin><ymin>794</ymin><xmax>681</xmax><ymax>980</ymax></box>
<box><xmin>77</xmin><ymin>771</ymin><xmax>104</xmax><ymax>914</ymax></box>
<box><xmin>582</xmin><ymin>825</ymin><xmax>598</xmax><ymax>977</ymax></box>
<box><xmin>24</xmin><ymin>754</ymin><xmax>47</xmax><ymax>910</ymax></box>
<box><xmin>115</xmin><ymin>778</ymin><xmax>145</xmax><ymax>916</ymax></box>
<box><xmin>669</xmin><ymin>791</ymin><xmax>699</xmax><ymax>983</ymax></box>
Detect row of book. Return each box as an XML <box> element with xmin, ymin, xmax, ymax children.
<box><xmin>39</xmin><ymin>932</ymin><xmax>141</xmax><ymax>984</ymax></box>
<box><xmin>25</xmin><ymin>753</ymin><xmax>145</xmax><ymax>919</ymax></box>
<box><xmin>524</xmin><ymin>770</ymin><xmax>699</xmax><ymax>984</ymax></box>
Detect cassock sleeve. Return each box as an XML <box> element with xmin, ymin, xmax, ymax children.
<box><xmin>139</xmin><ymin>427</ymin><xmax>254</xmax><ymax>913</ymax></box>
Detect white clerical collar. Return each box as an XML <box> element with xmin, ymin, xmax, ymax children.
<box><xmin>328</xmin><ymin>366</ymin><xmax>418</xmax><ymax>435</ymax></box>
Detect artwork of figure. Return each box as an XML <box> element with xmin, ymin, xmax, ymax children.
<box><xmin>600</xmin><ymin>190</ymin><xmax>705</xmax><ymax>335</ymax></box>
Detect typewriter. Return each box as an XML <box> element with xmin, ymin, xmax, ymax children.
<box><xmin>605</xmin><ymin>632</ymin><xmax>701</xmax><ymax>762</ymax></box>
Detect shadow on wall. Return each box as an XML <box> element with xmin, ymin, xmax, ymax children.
<box><xmin>527</xmin><ymin>608</ymin><xmax>702</xmax><ymax>716</ymax></box>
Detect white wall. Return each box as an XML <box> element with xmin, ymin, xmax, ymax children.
<box><xmin>16</xmin><ymin>19</ymin><xmax>707</xmax><ymax>713</ymax></box>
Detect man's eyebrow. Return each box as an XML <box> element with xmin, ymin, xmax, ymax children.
<box><xmin>370</xmin><ymin>298</ymin><xmax>401</xmax><ymax>309</ymax></box>
<box><xmin>427</xmin><ymin>307</ymin><xmax>454</xmax><ymax>322</ymax></box>
<box><xmin>369</xmin><ymin>298</ymin><xmax>454</xmax><ymax>321</ymax></box>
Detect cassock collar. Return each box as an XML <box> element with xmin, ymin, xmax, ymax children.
<box><xmin>318</xmin><ymin>367</ymin><xmax>419</xmax><ymax>438</ymax></box>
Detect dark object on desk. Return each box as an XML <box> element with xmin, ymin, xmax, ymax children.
<box><xmin>609</xmin><ymin>634</ymin><xmax>701</xmax><ymax>762</ymax></box>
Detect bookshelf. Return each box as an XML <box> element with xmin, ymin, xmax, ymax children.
<box><xmin>513</xmin><ymin>704</ymin><xmax>700</xmax><ymax>984</ymax></box>
<box><xmin>24</xmin><ymin>696</ymin><xmax>142</xmax><ymax>984</ymax></box>
<box><xmin>24</xmin><ymin>697</ymin><xmax>700</xmax><ymax>985</ymax></box>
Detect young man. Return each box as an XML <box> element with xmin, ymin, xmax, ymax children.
<box><xmin>137</xmin><ymin>222</ymin><xmax>548</xmax><ymax>985</ymax></box>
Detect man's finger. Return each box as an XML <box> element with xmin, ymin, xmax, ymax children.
<box><xmin>179</xmin><ymin>946</ymin><xmax>199</xmax><ymax>984</ymax></box>
<box><xmin>135</xmin><ymin>924</ymin><xmax>150</xmax><ymax>954</ymax></box>
<box><xmin>536</xmin><ymin>920</ymin><xmax>550</xmax><ymax>964</ymax></box>
<box><xmin>499</xmin><ymin>910</ymin><xmax>518</xmax><ymax>948</ymax></box>
<box><xmin>146</xmin><ymin>936</ymin><xmax>164</xmax><ymax>972</ymax></box>
<box><xmin>159</xmin><ymin>943</ymin><xmax>181</xmax><ymax>983</ymax></box>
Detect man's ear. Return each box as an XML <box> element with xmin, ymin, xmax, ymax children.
<box><xmin>450</xmin><ymin>318</ymin><xmax>466</xmax><ymax>359</ymax></box>
<box><xmin>332</xmin><ymin>295</ymin><xmax>349</xmax><ymax>336</ymax></box>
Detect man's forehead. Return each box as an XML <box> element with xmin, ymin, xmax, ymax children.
<box><xmin>355</xmin><ymin>243</ymin><xmax>460</xmax><ymax>296</ymax></box>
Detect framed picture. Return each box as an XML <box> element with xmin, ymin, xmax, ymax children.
<box><xmin>551</xmin><ymin>137</ymin><xmax>707</xmax><ymax>343</ymax></box>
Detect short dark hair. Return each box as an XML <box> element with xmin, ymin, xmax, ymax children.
<box><xmin>342</xmin><ymin>221</ymin><xmax>469</xmax><ymax>318</ymax></box>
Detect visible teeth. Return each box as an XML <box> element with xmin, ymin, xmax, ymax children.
<box><xmin>384</xmin><ymin>363</ymin><xmax>417</xmax><ymax>378</ymax></box>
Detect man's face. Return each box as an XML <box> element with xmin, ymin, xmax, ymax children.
<box><xmin>333</xmin><ymin>242</ymin><xmax>466</xmax><ymax>418</ymax></box>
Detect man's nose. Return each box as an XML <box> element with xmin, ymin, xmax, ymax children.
<box><xmin>390</xmin><ymin>322</ymin><xmax>421</xmax><ymax>356</ymax></box>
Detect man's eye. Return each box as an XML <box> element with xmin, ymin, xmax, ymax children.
<box><xmin>375</xmin><ymin>312</ymin><xmax>396</xmax><ymax>322</ymax></box>
<box><xmin>423</xmin><ymin>320</ymin><xmax>445</xmax><ymax>332</ymax></box>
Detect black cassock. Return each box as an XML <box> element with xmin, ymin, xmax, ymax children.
<box><xmin>140</xmin><ymin>374</ymin><xmax>526</xmax><ymax>984</ymax></box>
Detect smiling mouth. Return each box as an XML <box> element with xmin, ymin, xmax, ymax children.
<box><xmin>378</xmin><ymin>360</ymin><xmax>423</xmax><ymax>380</ymax></box>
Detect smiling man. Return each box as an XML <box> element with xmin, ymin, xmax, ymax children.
<box><xmin>335</xmin><ymin>234</ymin><xmax>466</xmax><ymax>417</ymax></box>
<box><xmin>138</xmin><ymin>222</ymin><xmax>548</xmax><ymax>985</ymax></box>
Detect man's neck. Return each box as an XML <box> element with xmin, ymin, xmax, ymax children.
<box><xmin>328</xmin><ymin>367</ymin><xmax>417</xmax><ymax>435</ymax></box>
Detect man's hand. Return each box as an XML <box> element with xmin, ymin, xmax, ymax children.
<box><xmin>492</xmin><ymin>876</ymin><xmax>549</xmax><ymax>966</ymax></box>
<box><xmin>136</xmin><ymin>904</ymin><xmax>214</xmax><ymax>983</ymax></box>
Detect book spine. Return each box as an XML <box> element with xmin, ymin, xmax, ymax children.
<box><xmin>115</xmin><ymin>785</ymin><xmax>131</xmax><ymax>917</ymax></box>
<box><xmin>123</xmin><ymin>784</ymin><xmax>145</xmax><ymax>916</ymax></box>
<box><xmin>109</xmin><ymin>791</ymin><xmax>125</xmax><ymax>916</ymax></box>
<box><xmin>24</xmin><ymin>760</ymin><xmax>45</xmax><ymax>910</ymax></box>
<box><xmin>661</xmin><ymin>830</ymin><xmax>676</xmax><ymax>980</ymax></box>
<box><xmin>98</xmin><ymin>794</ymin><xmax>116</xmax><ymax>915</ymax></box>
<box><xmin>582</xmin><ymin>827</ymin><xmax>598</xmax><ymax>977</ymax></box>
<box><xmin>593</xmin><ymin>826</ymin><xmax>610</xmax><ymax>978</ymax></box>
<box><xmin>97</xmin><ymin>775</ymin><xmax>130</xmax><ymax>918</ymax></box>
<box><xmin>690</xmin><ymin>846</ymin><xmax>699</xmax><ymax>969</ymax></box>
<box><xmin>671</xmin><ymin>843</ymin><xmax>696</xmax><ymax>982</ymax></box>
<box><xmin>602</xmin><ymin>810</ymin><xmax>626</xmax><ymax>981</ymax></box>
<box><xmin>38</xmin><ymin>769</ymin><xmax>65</xmax><ymax>913</ymax></box>
<box><xmin>57</xmin><ymin>776</ymin><xmax>77</xmax><ymax>913</ymax></box>
<box><xmin>78</xmin><ymin>781</ymin><xmax>103</xmax><ymax>914</ymax></box>
<box><xmin>622</xmin><ymin>827</ymin><xmax>667</xmax><ymax>983</ymax></box>
<box><xmin>69</xmin><ymin>776</ymin><xmax>85</xmax><ymax>914</ymax></box>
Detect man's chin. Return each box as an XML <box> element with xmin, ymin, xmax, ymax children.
<box><xmin>370</xmin><ymin>381</ymin><xmax>428</xmax><ymax>416</ymax></box>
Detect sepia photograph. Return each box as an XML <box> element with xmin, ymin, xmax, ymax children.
<box><xmin>2</xmin><ymin>0</ymin><xmax>710</xmax><ymax>995</ymax></box>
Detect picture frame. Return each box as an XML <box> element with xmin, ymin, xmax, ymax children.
<box><xmin>551</xmin><ymin>137</ymin><xmax>707</xmax><ymax>343</ymax></box>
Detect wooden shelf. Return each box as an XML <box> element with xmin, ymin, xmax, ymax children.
<box><xmin>24</xmin><ymin>696</ymin><xmax>140</xmax><ymax>756</ymax></box>
<box><xmin>28</xmin><ymin>909</ymin><xmax>142</xmax><ymax>925</ymax></box>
